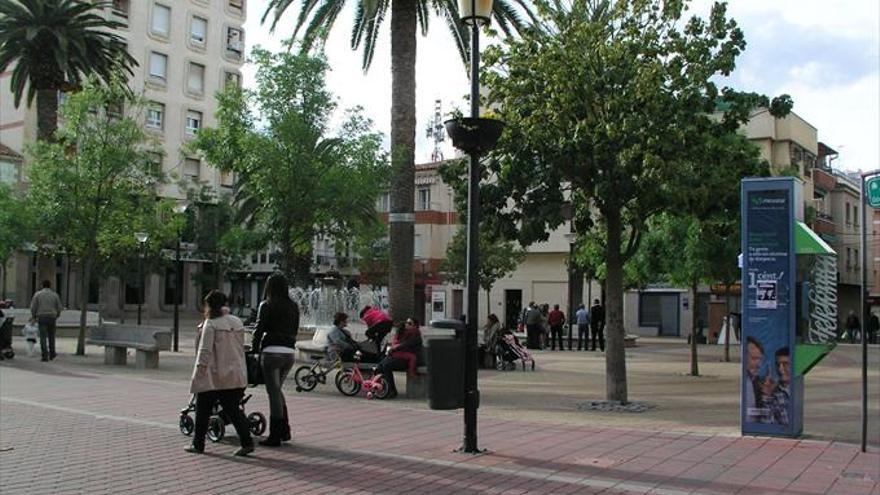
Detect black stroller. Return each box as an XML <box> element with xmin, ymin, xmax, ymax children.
<box><xmin>179</xmin><ymin>393</ymin><xmax>266</xmax><ymax>442</ymax></box>
<box><xmin>0</xmin><ymin>309</ymin><xmax>14</xmax><ymax>360</ymax></box>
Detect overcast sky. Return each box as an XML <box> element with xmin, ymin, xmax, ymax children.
<box><xmin>243</xmin><ymin>0</ymin><xmax>880</xmax><ymax>171</ymax></box>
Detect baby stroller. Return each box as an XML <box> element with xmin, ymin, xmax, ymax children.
<box><xmin>0</xmin><ymin>309</ymin><xmax>14</xmax><ymax>360</ymax></box>
<box><xmin>495</xmin><ymin>334</ymin><xmax>535</xmax><ymax>371</ymax></box>
<box><xmin>178</xmin><ymin>393</ymin><xmax>266</xmax><ymax>442</ymax></box>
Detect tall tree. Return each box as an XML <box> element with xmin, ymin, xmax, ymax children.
<box><xmin>472</xmin><ymin>0</ymin><xmax>790</xmax><ymax>403</ymax></box>
<box><xmin>192</xmin><ymin>48</ymin><xmax>387</xmax><ymax>287</ymax></box>
<box><xmin>0</xmin><ymin>0</ymin><xmax>137</xmax><ymax>141</ymax></box>
<box><xmin>263</xmin><ymin>0</ymin><xmax>533</xmax><ymax>320</ymax></box>
<box><xmin>25</xmin><ymin>78</ymin><xmax>166</xmax><ymax>354</ymax></box>
<box><xmin>0</xmin><ymin>184</ymin><xmax>33</xmax><ymax>299</ymax></box>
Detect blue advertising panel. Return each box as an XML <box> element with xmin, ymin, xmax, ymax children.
<box><xmin>741</xmin><ymin>178</ymin><xmax>800</xmax><ymax>437</ymax></box>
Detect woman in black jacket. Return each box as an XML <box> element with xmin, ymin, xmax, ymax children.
<box><xmin>252</xmin><ymin>273</ymin><xmax>299</xmax><ymax>446</ymax></box>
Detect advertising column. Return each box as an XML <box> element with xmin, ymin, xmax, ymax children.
<box><xmin>741</xmin><ymin>178</ymin><xmax>801</xmax><ymax>437</ymax></box>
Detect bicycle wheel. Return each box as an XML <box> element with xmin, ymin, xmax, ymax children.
<box><xmin>372</xmin><ymin>375</ymin><xmax>391</xmax><ymax>400</ymax></box>
<box><xmin>335</xmin><ymin>369</ymin><xmax>361</xmax><ymax>396</ymax></box>
<box><xmin>294</xmin><ymin>365</ymin><xmax>318</xmax><ymax>392</ymax></box>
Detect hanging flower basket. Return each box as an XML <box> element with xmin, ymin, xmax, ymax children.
<box><xmin>444</xmin><ymin>117</ymin><xmax>505</xmax><ymax>155</ymax></box>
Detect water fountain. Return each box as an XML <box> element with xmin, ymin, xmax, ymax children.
<box><xmin>289</xmin><ymin>277</ymin><xmax>389</xmax><ymax>344</ymax></box>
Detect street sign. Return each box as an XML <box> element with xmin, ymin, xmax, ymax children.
<box><xmin>867</xmin><ymin>177</ymin><xmax>880</xmax><ymax>208</ymax></box>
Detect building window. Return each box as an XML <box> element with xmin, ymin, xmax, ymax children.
<box><xmin>149</xmin><ymin>52</ymin><xmax>168</xmax><ymax>82</ymax></box>
<box><xmin>259</xmin><ymin>252</ymin><xmax>267</xmax><ymax>264</ymax></box>
<box><xmin>190</xmin><ymin>16</ymin><xmax>207</xmax><ymax>45</ymax></box>
<box><xmin>224</xmin><ymin>71</ymin><xmax>241</xmax><ymax>88</ymax></box>
<box><xmin>220</xmin><ymin>170</ymin><xmax>233</xmax><ymax>187</ymax></box>
<box><xmin>187</xmin><ymin>62</ymin><xmax>205</xmax><ymax>94</ymax></box>
<box><xmin>847</xmin><ymin>248</ymin><xmax>852</xmax><ymax>269</ymax></box>
<box><xmin>112</xmin><ymin>0</ymin><xmax>129</xmax><ymax>17</ymax></box>
<box><xmin>251</xmin><ymin>253</ymin><xmax>258</xmax><ymax>263</ymax></box>
<box><xmin>855</xmin><ymin>248</ymin><xmax>860</xmax><ymax>268</ymax></box>
<box><xmin>106</xmin><ymin>100</ymin><xmax>123</xmax><ymax>120</ymax></box>
<box><xmin>377</xmin><ymin>193</ymin><xmax>390</xmax><ymax>212</ymax></box>
<box><xmin>414</xmin><ymin>234</ymin><xmax>423</xmax><ymax>258</ymax></box>
<box><xmin>185</xmin><ymin>110</ymin><xmax>202</xmax><ymax>135</ymax></box>
<box><xmin>226</xmin><ymin>27</ymin><xmax>244</xmax><ymax>60</ymax></box>
<box><xmin>0</xmin><ymin>161</ymin><xmax>18</xmax><ymax>184</ymax></box>
<box><xmin>854</xmin><ymin>206</ymin><xmax>859</xmax><ymax>227</ymax></box>
<box><xmin>147</xmin><ymin>152</ymin><xmax>163</xmax><ymax>176</ymax></box>
<box><xmin>184</xmin><ymin>158</ymin><xmax>200</xmax><ymax>179</ymax></box>
<box><xmin>151</xmin><ymin>3</ymin><xmax>171</xmax><ymax>37</ymax></box>
<box><xmin>146</xmin><ymin>102</ymin><xmax>164</xmax><ymax>130</ymax></box>
<box><xmin>846</xmin><ymin>203</ymin><xmax>851</xmax><ymax>225</ymax></box>
<box><xmin>417</xmin><ymin>187</ymin><xmax>431</xmax><ymax>211</ymax></box>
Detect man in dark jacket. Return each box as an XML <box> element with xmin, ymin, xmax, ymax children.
<box><xmin>548</xmin><ymin>304</ymin><xmax>566</xmax><ymax>350</ymax></box>
<box><xmin>589</xmin><ymin>299</ymin><xmax>605</xmax><ymax>351</ymax></box>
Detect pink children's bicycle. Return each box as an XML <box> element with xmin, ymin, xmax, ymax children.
<box><xmin>335</xmin><ymin>351</ymin><xmax>390</xmax><ymax>399</ymax></box>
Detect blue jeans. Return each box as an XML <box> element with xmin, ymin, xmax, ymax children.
<box><xmin>261</xmin><ymin>352</ymin><xmax>294</xmax><ymax>422</ymax></box>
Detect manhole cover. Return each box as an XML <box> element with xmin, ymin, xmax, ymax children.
<box><xmin>577</xmin><ymin>401</ymin><xmax>656</xmax><ymax>413</ymax></box>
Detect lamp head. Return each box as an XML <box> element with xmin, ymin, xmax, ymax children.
<box><xmin>135</xmin><ymin>232</ymin><xmax>149</xmax><ymax>244</ymax></box>
<box><xmin>459</xmin><ymin>0</ymin><xmax>493</xmax><ymax>26</ymax></box>
<box><xmin>173</xmin><ymin>203</ymin><xmax>189</xmax><ymax>214</ymax></box>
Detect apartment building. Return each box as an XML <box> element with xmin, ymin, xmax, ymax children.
<box><xmin>0</xmin><ymin>0</ymin><xmax>246</xmax><ymax>317</ymax></box>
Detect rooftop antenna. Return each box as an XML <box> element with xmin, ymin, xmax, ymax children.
<box><xmin>425</xmin><ymin>99</ymin><xmax>444</xmax><ymax>162</ymax></box>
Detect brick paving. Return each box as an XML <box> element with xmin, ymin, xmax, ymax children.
<box><xmin>1</xmin><ymin>358</ymin><xmax>878</xmax><ymax>494</ymax></box>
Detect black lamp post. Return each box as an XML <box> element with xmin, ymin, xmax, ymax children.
<box><xmin>173</xmin><ymin>203</ymin><xmax>188</xmax><ymax>352</ymax></box>
<box><xmin>135</xmin><ymin>232</ymin><xmax>148</xmax><ymax>325</ymax></box>
<box><xmin>444</xmin><ymin>0</ymin><xmax>503</xmax><ymax>455</ymax></box>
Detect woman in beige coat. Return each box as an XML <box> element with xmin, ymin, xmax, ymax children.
<box><xmin>185</xmin><ymin>290</ymin><xmax>254</xmax><ymax>456</ymax></box>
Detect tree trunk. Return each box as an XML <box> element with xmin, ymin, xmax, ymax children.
<box><xmin>723</xmin><ymin>282</ymin><xmax>731</xmax><ymax>362</ymax></box>
<box><xmin>486</xmin><ymin>288</ymin><xmax>491</xmax><ymax>317</ymax></box>
<box><xmin>689</xmin><ymin>281</ymin><xmax>699</xmax><ymax>376</ymax></box>
<box><xmin>76</xmin><ymin>256</ymin><xmax>93</xmax><ymax>356</ymax></box>
<box><xmin>387</xmin><ymin>0</ymin><xmax>417</xmax><ymax>321</ymax></box>
<box><xmin>603</xmin><ymin>208</ymin><xmax>628</xmax><ymax>403</ymax></box>
<box><xmin>36</xmin><ymin>88</ymin><xmax>58</xmax><ymax>142</ymax></box>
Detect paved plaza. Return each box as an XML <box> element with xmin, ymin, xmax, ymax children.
<box><xmin>0</xmin><ymin>335</ymin><xmax>877</xmax><ymax>494</ymax></box>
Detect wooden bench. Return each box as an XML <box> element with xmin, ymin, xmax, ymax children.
<box><xmin>87</xmin><ymin>324</ymin><xmax>171</xmax><ymax>369</ymax></box>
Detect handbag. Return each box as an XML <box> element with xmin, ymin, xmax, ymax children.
<box><xmin>245</xmin><ymin>351</ymin><xmax>263</xmax><ymax>386</ymax></box>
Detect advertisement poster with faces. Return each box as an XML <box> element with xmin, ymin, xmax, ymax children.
<box><xmin>742</xmin><ymin>187</ymin><xmax>795</xmax><ymax>435</ymax></box>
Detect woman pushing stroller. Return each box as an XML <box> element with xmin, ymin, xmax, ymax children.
<box><xmin>185</xmin><ymin>290</ymin><xmax>254</xmax><ymax>456</ymax></box>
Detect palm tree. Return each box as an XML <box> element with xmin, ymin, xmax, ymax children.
<box><xmin>264</xmin><ymin>0</ymin><xmax>534</xmax><ymax>319</ymax></box>
<box><xmin>0</xmin><ymin>0</ymin><xmax>137</xmax><ymax>141</ymax></box>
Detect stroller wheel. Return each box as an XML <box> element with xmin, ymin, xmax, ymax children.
<box><xmin>207</xmin><ymin>417</ymin><xmax>225</xmax><ymax>443</ymax></box>
<box><xmin>531</xmin><ymin>360</ymin><xmax>536</xmax><ymax>371</ymax></box>
<box><xmin>179</xmin><ymin>414</ymin><xmax>194</xmax><ymax>436</ymax></box>
<box><xmin>247</xmin><ymin>412</ymin><xmax>266</xmax><ymax>436</ymax></box>
<box><xmin>496</xmin><ymin>359</ymin><xmax>506</xmax><ymax>371</ymax></box>
<box><xmin>293</xmin><ymin>366</ymin><xmax>318</xmax><ymax>392</ymax></box>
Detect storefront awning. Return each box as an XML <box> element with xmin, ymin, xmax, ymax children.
<box><xmin>795</xmin><ymin>221</ymin><xmax>836</xmax><ymax>255</ymax></box>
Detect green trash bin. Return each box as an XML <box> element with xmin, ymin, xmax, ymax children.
<box><xmin>426</xmin><ymin>319</ymin><xmax>464</xmax><ymax>410</ymax></box>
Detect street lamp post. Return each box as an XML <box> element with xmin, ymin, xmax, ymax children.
<box><xmin>444</xmin><ymin>0</ymin><xmax>502</xmax><ymax>455</ymax></box>
<box><xmin>172</xmin><ymin>204</ymin><xmax>188</xmax><ymax>352</ymax></box>
<box><xmin>135</xmin><ymin>232</ymin><xmax>148</xmax><ymax>325</ymax></box>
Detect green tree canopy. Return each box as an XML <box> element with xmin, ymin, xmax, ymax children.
<box><xmin>466</xmin><ymin>0</ymin><xmax>790</xmax><ymax>402</ymax></box>
<box><xmin>25</xmin><ymin>78</ymin><xmax>169</xmax><ymax>354</ymax></box>
<box><xmin>193</xmin><ymin>47</ymin><xmax>388</xmax><ymax>287</ymax></box>
<box><xmin>0</xmin><ymin>0</ymin><xmax>137</xmax><ymax>140</ymax></box>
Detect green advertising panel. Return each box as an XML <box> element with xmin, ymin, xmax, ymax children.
<box><xmin>867</xmin><ymin>176</ymin><xmax>880</xmax><ymax>208</ymax></box>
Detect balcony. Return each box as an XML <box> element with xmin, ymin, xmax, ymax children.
<box><xmin>813</xmin><ymin>168</ymin><xmax>837</xmax><ymax>192</ymax></box>
<box><xmin>812</xmin><ymin>214</ymin><xmax>835</xmax><ymax>235</ymax></box>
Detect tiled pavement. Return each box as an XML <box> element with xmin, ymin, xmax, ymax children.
<box><xmin>0</xmin><ymin>360</ymin><xmax>877</xmax><ymax>495</ymax></box>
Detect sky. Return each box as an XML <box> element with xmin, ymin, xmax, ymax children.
<box><xmin>243</xmin><ymin>0</ymin><xmax>880</xmax><ymax>171</ymax></box>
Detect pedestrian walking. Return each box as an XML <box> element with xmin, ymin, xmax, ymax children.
<box><xmin>548</xmin><ymin>304</ymin><xmax>565</xmax><ymax>350</ymax></box>
<box><xmin>251</xmin><ymin>273</ymin><xmax>299</xmax><ymax>447</ymax></box>
<box><xmin>29</xmin><ymin>280</ymin><xmax>62</xmax><ymax>362</ymax></box>
<box><xmin>589</xmin><ymin>299</ymin><xmax>605</xmax><ymax>352</ymax></box>
<box><xmin>844</xmin><ymin>310</ymin><xmax>860</xmax><ymax>344</ymax></box>
<box><xmin>540</xmin><ymin>303</ymin><xmax>550</xmax><ymax>349</ymax></box>
<box><xmin>186</xmin><ymin>290</ymin><xmax>254</xmax><ymax>456</ymax></box>
<box><xmin>575</xmin><ymin>304</ymin><xmax>590</xmax><ymax>350</ymax></box>
<box><xmin>524</xmin><ymin>302</ymin><xmax>542</xmax><ymax>349</ymax></box>
<box><xmin>869</xmin><ymin>312</ymin><xmax>879</xmax><ymax>344</ymax></box>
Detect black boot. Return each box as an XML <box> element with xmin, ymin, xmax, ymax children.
<box><xmin>281</xmin><ymin>403</ymin><xmax>291</xmax><ymax>442</ymax></box>
<box><xmin>259</xmin><ymin>419</ymin><xmax>282</xmax><ymax>447</ymax></box>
